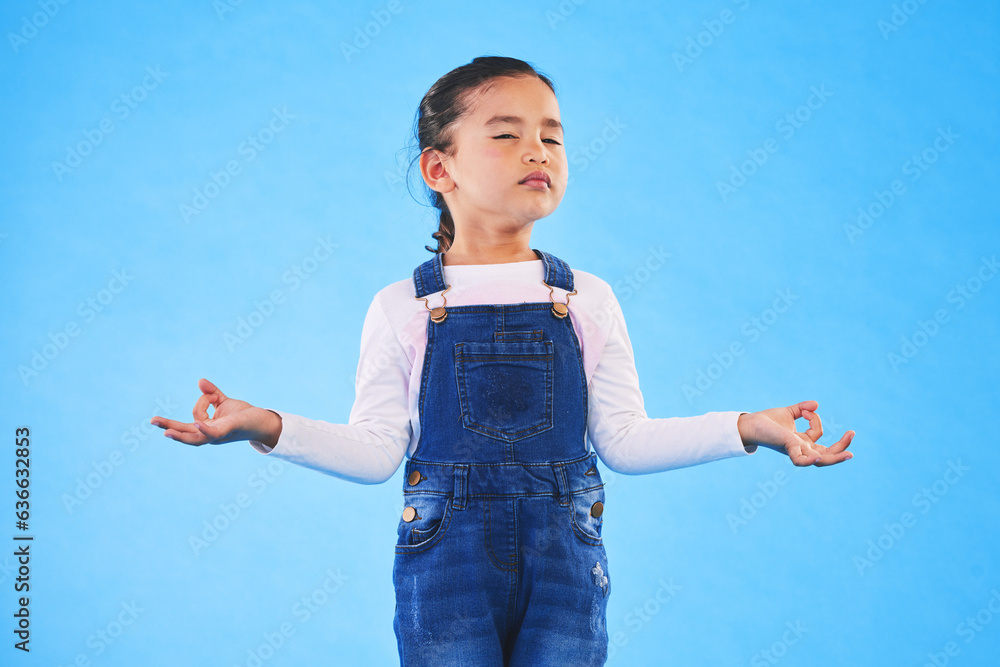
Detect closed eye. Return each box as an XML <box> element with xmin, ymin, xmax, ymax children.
<box><xmin>493</xmin><ymin>133</ymin><xmax>562</xmax><ymax>145</ymax></box>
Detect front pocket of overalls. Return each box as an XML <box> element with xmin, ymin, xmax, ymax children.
<box><xmin>395</xmin><ymin>493</ymin><xmax>455</xmax><ymax>554</ymax></box>
<box><xmin>454</xmin><ymin>340</ymin><xmax>554</xmax><ymax>443</ymax></box>
<box><xmin>569</xmin><ymin>484</ymin><xmax>605</xmax><ymax>546</ymax></box>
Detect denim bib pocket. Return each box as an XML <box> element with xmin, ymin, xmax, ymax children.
<box><xmin>454</xmin><ymin>340</ymin><xmax>554</xmax><ymax>443</ymax></box>
<box><xmin>569</xmin><ymin>484</ymin><xmax>605</xmax><ymax>546</ymax></box>
<box><xmin>395</xmin><ymin>493</ymin><xmax>455</xmax><ymax>554</ymax></box>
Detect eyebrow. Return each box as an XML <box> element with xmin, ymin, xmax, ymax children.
<box><xmin>483</xmin><ymin>114</ymin><xmax>563</xmax><ymax>132</ymax></box>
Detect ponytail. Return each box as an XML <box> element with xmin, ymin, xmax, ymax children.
<box><xmin>425</xmin><ymin>192</ymin><xmax>455</xmax><ymax>254</ymax></box>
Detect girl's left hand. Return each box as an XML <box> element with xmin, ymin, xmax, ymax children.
<box><xmin>737</xmin><ymin>400</ymin><xmax>854</xmax><ymax>467</ymax></box>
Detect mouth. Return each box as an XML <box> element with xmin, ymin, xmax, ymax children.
<box><xmin>519</xmin><ymin>171</ymin><xmax>551</xmax><ymax>188</ymax></box>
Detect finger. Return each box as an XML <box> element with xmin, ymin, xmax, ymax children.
<box><xmin>800</xmin><ymin>409</ymin><xmax>823</xmax><ymax>443</ymax></box>
<box><xmin>199</xmin><ymin>378</ymin><xmax>228</xmax><ymax>402</ymax></box>
<box><xmin>818</xmin><ymin>430</ymin><xmax>855</xmax><ymax>455</ymax></box>
<box><xmin>193</xmin><ymin>413</ymin><xmax>239</xmax><ymax>443</ymax></box>
<box><xmin>813</xmin><ymin>448</ymin><xmax>855</xmax><ymax>466</ymax></box>
<box><xmin>151</xmin><ymin>417</ymin><xmax>195</xmax><ymax>432</ymax></box>
<box><xmin>788</xmin><ymin>400</ymin><xmax>819</xmax><ymax>419</ymax></box>
<box><xmin>193</xmin><ymin>392</ymin><xmax>220</xmax><ymax>422</ymax></box>
<box><xmin>785</xmin><ymin>440</ymin><xmax>822</xmax><ymax>467</ymax></box>
<box><xmin>162</xmin><ymin>422</ymin><xmax>208</xmax><ymax>446</ymax></box>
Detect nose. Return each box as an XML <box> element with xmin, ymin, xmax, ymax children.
<box><xmin>524</xmin><ymin>136</ymin><xmax>549</xmax><ymax>164</ymax></box>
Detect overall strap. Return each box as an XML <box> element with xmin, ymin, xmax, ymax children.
<box><xmin>411</xmin><ymin>248</ymin><xmax>574</xmax><ymax>297</ymax></box>
<box><xmin>413</xmin><ymin>251</ymin><xmax>447</xmax><ymax>298</ymax></box>
<box><xmin>532</xmin><ymin>248</ymin><xmax>575</xmax><ymax>293</ymax></box>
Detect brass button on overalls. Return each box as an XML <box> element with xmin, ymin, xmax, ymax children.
<box><xmin>402</xmin><ymin>507</ymin><xmax>420</xmax><ymax>522</ymax></box>
<box><xmin>408</xmin><ymin>470</ymin><xmax>423</xmax><ymax>486</ymax></box>
<box><xmin>590</xmin><ymin>501</ymin><xmax>604</xmax><ymax>518</ymax></box>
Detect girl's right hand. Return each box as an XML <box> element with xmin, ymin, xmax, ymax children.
<box><xmin>150</xmin><ymin>378</ymin><xmax>282</xmax><ymax>448</ymax></box>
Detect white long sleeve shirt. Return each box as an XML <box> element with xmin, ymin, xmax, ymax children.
<box><xmin>249</xmin><ymin>257</ymin><xmax>755</xmax><ymax>484</ymax></box>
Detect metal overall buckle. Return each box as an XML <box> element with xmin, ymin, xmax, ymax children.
<box><xmin>545</xmin><ymin>282</ymin><xmax>577</xmax><ymax>319</ymax></box>
<box><xmin>415</xmin><ymin>285</ymin><xmax>451</xmax><ymax>323</ymax></box>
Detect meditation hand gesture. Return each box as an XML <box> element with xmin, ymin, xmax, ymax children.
<box><xmin>737</xmin><ymin>400</ymin><xmax>854</xmax><ymax>467</ymax></box>
<box><xmin>150</xmin><ymin>378</ymin><xmax>282</xmax><ymax>448</ymax></box>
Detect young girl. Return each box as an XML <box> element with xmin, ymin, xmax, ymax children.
<box><xmin>151</xmin><ymin>56</ymin><xmax>854</xmax><ymax>666</ymax></box>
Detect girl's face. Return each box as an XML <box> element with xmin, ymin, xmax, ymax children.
<box><xmin>423</xmin><ymin>75</ymin><xmax>567</xmax><ymax>233</ymax></box>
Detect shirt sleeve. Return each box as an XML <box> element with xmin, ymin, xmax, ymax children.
<box><xmin>247</xmin><ymin>294</ymin><xmax>412</xmax><ymax>485</ymax></box>
<box><xmin>586</xmin><ymin>289</ymin><xmax>756</xmax><ymax>474</ymax></box>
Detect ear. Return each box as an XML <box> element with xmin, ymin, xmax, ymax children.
<box><xmin>419</xmin><ymin>148</ymin><xmax>456</xmax><ymax>194</ymax></box>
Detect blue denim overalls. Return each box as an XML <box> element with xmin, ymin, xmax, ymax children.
<box><xmin>392</xmin><ymin>248</ymin><xmax>610</xmax><ymax>666</ymax></box>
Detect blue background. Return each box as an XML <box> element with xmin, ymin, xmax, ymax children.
<box><xmin>2</xmin><ymin>1</ymin><xmax>998</xmax><ymax>665</ymax></box>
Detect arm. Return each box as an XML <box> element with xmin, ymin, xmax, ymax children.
<box><xmin>586</xmin><ymin>289</ymin><xmax>854</xmax><ymax>470</ymax></box>
<box><xmin>153</xmin><ymin>296</ymin><xmax>414</xmax><ymax>485</ymax></box>
<box><xmin>586</xmin><ymin>288</ymin><xmax>754</xmax><ymax>474</ymax></box>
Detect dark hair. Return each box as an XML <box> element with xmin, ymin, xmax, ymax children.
<box><xmin>405</xmin><ymin>56</ymin><xmax>556</xmax><ymax>254</ymax></box>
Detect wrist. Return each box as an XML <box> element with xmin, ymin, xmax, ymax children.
<box><xmin>737</xmin><ymin>412</ymin><xmax>757</xmax><ymax>453</ymax></box>
<box><xmin>259</xmin><ymin>409</ymin><xmax>283</xmax><ymax>449</ymax></box>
